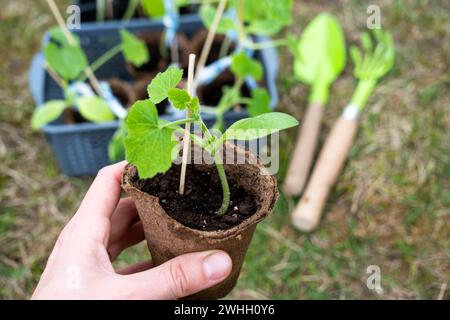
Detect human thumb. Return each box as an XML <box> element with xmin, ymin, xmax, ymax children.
<box><xmin>122</xmin><ymin>250</ymin><xmax>232</xmax><ymax>299</ymax></box>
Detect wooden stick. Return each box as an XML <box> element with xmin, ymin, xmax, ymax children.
<box><xmin>179</xmin><ymin>54</ymin><xmax>196</xmax><ymax>195</ymax></box>
<box><xmin>46</xmin><ymin>0</ymin><xmax>76</xmax><ymax>45</ymax></box>
<box><xmin>193</xmin><ymin>0</ymin><xmax>227</xmax><ymax>91</ymax></box>
<box><xmin>43</xmin><ymin>62</ymin><xmax>66</xmax><ymax>89</ymax></box>
<box><xmin>283</xmin><ymin>102</ymin><xmax>324</xmax><ymax>196</ymax></box>
<box><xmin>291</xmin><ymin>116</ymin><xmax>359</xmax><ymax>231</ymax></box>
<box><xmin>45</xmin><ymin>0</ymin><xmax>104</xmax><ymax>97</ymax></box>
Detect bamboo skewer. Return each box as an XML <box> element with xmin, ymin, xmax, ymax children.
<box><xmin>179</xmin><ymin>54</ymin><xmax>196</xmax><ymax>195</ymax></box>
<box><xmin>193</xmin><ymin>0</ymin><xmax>227</xmax><ymax>91</ymax></box>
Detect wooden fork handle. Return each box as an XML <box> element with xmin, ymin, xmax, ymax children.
<box><xmin>291</xmin><ymin>116</ymin><xmax>358</xmax><ymax>231</ymax></box>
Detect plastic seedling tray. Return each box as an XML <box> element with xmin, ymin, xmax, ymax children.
<box><xmin>29</xmin><ymin>15</ymin><xmax>279</xmax><ymax>176</ymax></box>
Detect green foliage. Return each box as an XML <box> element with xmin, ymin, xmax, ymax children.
<box><xmin>293</xmin><ymin>13</ymin><xmax>346</xmax><ymax>104</ymax></box>
<box><xmin>119</xmin><ymin>29</ymin><xmax>149</xmax><ymax>67</ymax></box>
<box><xmin>31</xmin><ymin>100</ymin><xmax>67</xmax><ymax>130</ymax></box>
<box><xmin>147</xmin><ymin>67</ymin><xmax>184</xmax><ymax>104</ymax></box>
<box><xmin>247</xmin><ymin>88</ymin><xmax>271</xmax><ymax>117</ymax></box>
<box><xmin>231</xmin><ymin>53</ymin><xmax>263</xmax><ymax>80</ymax></box>
<box><xmin>168</xmin><ymin>88</ymin><xmax>200</xmax><ymax>113</ymax></box>
<box><xmin>199</xmin><ymin>4</ymin><xmax>237</xmax><ymax>34</ymax></box>
<box><xmin>223</xmin><ymin>112</ymin><xmax>298</xmax><ymax>140</ymax></box>
<box><xmin>140</xmin><ymin>0</ymin><xmax>165</xmax><ymax>17</ymax></box>
<box><xmin>76</xmin><ymin>96</ymin><xmax>115</xmax><ymax>123</ymax></box>
<box><xmin>167</xmin><ymin>88</ymin><xmax>190</xmax><ymax>110</ymax></box>
<box><xmin>125</xmin><ymin>66</ymin><xmax>297</xmax><ymax>215</ymax></box>
<box><xmin>200</xmin><ymin>0</ymin><xmax>292</xmax><ymax>37</ymax></box>
<box><xmin>241</xmin><ymin>0</ymin><xmax>293</xmax><ymax>36</ymax></box>
<box><xmin>125</xmin><ymin>99</ymin><xmax>178</xmax><ymax>179</ymax></box>
<box><xmin>44</xmin><ymin>40</ymin><xmax>88</xmax><ymax>81</ymax></box>
<box><xmin>48</xmin><ymin>27</ymin><xmax>80</xmax><ymax>47</ymax></box>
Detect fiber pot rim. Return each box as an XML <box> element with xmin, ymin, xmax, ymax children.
<box><xmin>121</xmin><ymin>146</ymin><xmax>279</xmax><ymax>241</ymax></box>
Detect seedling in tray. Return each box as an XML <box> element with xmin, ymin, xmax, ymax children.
<box><xmin>194</xmin><ymin>0</ymin><xmax>294</xmax><ymax>128</ymax></box>
<box><xmin>32</xmin><ymin>25</ymin><xmax>148</xmax><ymax>129</ymax></box>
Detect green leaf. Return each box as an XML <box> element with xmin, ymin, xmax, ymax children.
<box><xmin>119</xmin><ymin>29</ymin><xmax>149</xmax><ymax>67</ymax></box>
<box><xmin>108</xmin><ymin>121</ymin><xmax>127</xmax><ymax>162</ymax></box>
<box><xmin>199</xmin><ymin>4</ymin><xmax>236</xmax><ymax>34</ymax></box>
<box><xmin>168</xmin><ymin>88</ymin><xmax>200</xmax><ymax>113</ymax></box>
<box><xmin>223</xmin><ymin>112</ymin><xmax>298</xmax><ymax>140</ymax></box>
<box><xmin>48</xmin><ymin>27</ymin><xmax>81</xmax><ymax>47</ymax></box>
<box><xmin>140</xmin><ymin>0</ymin><xmax>165</xmax><ymax>17</ymax></box>
<box><xmin>293</xmin><ymin>13</ymin><xmax>346</xmax><ymax>103</ymax></box>
<box><xmin>77</xmin><ymin>96</ymin><xmax>115</xmax><ymax>123</ymax></box>
<box><xmin>188</xmin><ymin>96</ymin><xmax>200</xmax><ymax>113</ymax></box>
<box><xmin>231</xmin><ymin>53</ymin><xmax>263</xmax><ymax>80</ymax></box>
<box><xmin>247</xmin><ymin>88</ymin><xmax>271</xmax><ymax>117</ymax></box>
<box><xmin>126</xmin><ymin>99</ymin><xmax>159</xmax><ymax>134</ymax></box>
<box><xmin>246</xmin><ymin>20</ymin><xmax>283</xmax><ymax>36</ymax></box>
<box><xmin>125</xmin><ymin>100</ymin><xmax>178</xmax><ymax>179</ymax></box>
<box><xmin>168</xmin><ymin>88</ymin><xmax>190</xmax><ymax>110</ymax></box>
<box><xmin>147</xmin><ymin>67</ymin><xmax>183</xmax><ymax>104</ymax></box>
<box><xmin>241</xmin><ymin>0</ymin><xmax>292</xmax><ymax>35</ymax></box>
<box><xmin>44</xmin><ymin>42</ymin><xmax>88</xmax><ymax>80</ymax></box>
<box><xmin>31</xmin><ymin>100</ymin><xmax>66</xmax><ymax>130</ymax></box>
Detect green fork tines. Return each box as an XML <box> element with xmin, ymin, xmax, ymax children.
<box><xmin>350</xmin><ymin>29</ymin><xmax>395</xmax><ymax>81</ymax></box>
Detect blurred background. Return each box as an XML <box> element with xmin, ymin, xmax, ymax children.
<box><xmin>0</xmin><ymin>0</ymin><xmax>449</xmax><ymax>299</ymax></box>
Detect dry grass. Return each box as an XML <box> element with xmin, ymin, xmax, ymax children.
<box><xmin>0</xmin><ymin>0</ymin><xmax>449</xmax><ymax>299</ymax></box>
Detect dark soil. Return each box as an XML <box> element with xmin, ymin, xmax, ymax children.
<box><xmin>190</xmin><ymin>29</ymin><xmax>236</xmax><ymax>65</ymax></box>
<box><xmin>133</xmin><ymin>164</ymin><xmax>258</xmax><ymax>231</ymax></box>
<box><xmin>63</xmin><ymin>108</ymin><xmax>85</xmax><ymax>124</ymax></box>
<box><xmin>128</xmin><ymin>32</ymin><xmax>190</xmax><ymax>78</ymax></box>
<box><xmin>197</xmin><ymin>71</ymin><xmax>252</xmax><ymax>107</ymax></box>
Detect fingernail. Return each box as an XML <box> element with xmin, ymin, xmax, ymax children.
<box><xmin>203</xmin><ymin>251</ymin><xmax>231</xmax><ymax>281</ymax></box>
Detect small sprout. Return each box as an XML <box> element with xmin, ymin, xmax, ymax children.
<box><xmin>213</xmin><ymin>53</ymin><xmax>270</xmax><ymax>130</ymax></box>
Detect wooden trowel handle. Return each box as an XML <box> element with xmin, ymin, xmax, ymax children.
<box><xmin>283</xmin><ymin>102</ymin><xmax>324</xmax><ymax>196</ymax></box>
<box><xmin>291</xmin><ymin>116</ymin><xmax>358</xmax><ymax>232</ymax></box>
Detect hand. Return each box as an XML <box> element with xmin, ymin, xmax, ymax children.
<box><xmin>32</xmin><ymin>161</ymin><xmax>232</xmax><ymax>300</ymax></box>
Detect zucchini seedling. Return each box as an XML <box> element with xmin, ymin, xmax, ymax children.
<box><xmin>124</xmin><ymin>57</ymin><xmax>298</xmax><ymax>215</ymax></box>
<box><xmin>208</xmin><ymin>52</ymin><xmax>272</xmax><ymax>131</ymax></box>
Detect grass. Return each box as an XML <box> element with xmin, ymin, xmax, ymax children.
<box><xmin>0</xmin><ymin>0</ymin><xmax>449</xmax><ymax>299</ymax></box>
